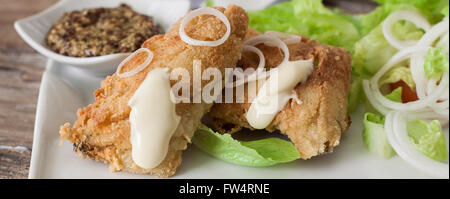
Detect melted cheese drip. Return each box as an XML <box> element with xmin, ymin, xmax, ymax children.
<box><xmin>246</xmin><ymin>59</ymin><xmax>314</xmax><ymax>129</ymax></box>
<box><xmin>128</xmin><ymin>68</ymin><xmax>181</xmax><ymax>169</ymax></box>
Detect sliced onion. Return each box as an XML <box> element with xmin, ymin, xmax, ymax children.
<box><xmin>265</xmin><ymin>31</ymin><xmax>302</xmax><ymax>45</ymax></box>
<box><xmin>382</xmin><ymin>10</ymin><xmax>431</xmax><ymax>50</ymax></box>
<box><xmin>363</xmin><ymin>80</ymin><xmax>391</xmax><ymax>115</ymax></box>
<box><xmin>429</xmin><ymin>100</ymin><xmax>449</xmax><ymax>117</ymax></box>
<box><xmin>368</xmin><ymin>36</ymin><xmax>449</xmax><ymax>113</ymax></box>
<box><xmin>416</xmin><ymin>18</ymin><xmax>449</xmax><ymax>47</ymax></box>
<box><xmin>371</xmin><ymin>46</ymin><xmax>424</xmax><ymax>86</ymax></box>
<box><xmin>406</xmin><ymin>110</ymin><xmax>450</xmax><ymax>123</ymax></box>
<box><xmin>426</xmin><ymin>78</ymin><xmax>438</xmax><ymax>96</ymax></box>
<box><xmin>430</xmin><ymin>98</ymin><xmax>449</xmax><ymax>109</ymax></box>
<box><xmin>409</xmin><ymin>50</ymin><xmax>429</xmax><ymax>99</ymax></box>
<box><xmin>233</xmin><ymin>45</ymin><xmax>266</xmax><ymax>87</ymax></box>
<box><xmin>436</xmin><ymin>32</ymin><xmax>449</xmax><ymax>55</ymax></box>
<box><xmin>370</xmin><ymin>72</ymin><xmax>449</xmax><ymax>112</ymax></box>
<box><xmin>358</xmin><ymin>14</ymin><xmax>450</xmax><ymax>127</ymax></box>
<box><xmin>437</xmin><ymin>88</ymin><xmax>449</xmax><ymax>101</ymax></box>
<box><xmin>116</xmin><ymin>48</ymin><xmax>153</xmax><ymax>78</ymax></box>
<box><xmin>231</xmin><ymin>34</ymin><xmax>290</xmax><ymax>87</ymax></box>
<box><xmin>433</xmin><ymin>110</ymin><xmax>449</xmax><ymax>118</ymax></box>
<box><xmin>244</xmin><ymin>34</ymin><xmax>290</xmax><ymax>67</ymax></box>
<box><xmin>384</xmin><ymin>111</ymin><xmax>449</xmax><ymax>179</ymax></box>
<box><xmin>431</xmin><ymin>107</ymin><xmax>449</xmax><ymax>118</ymax></box>
<box><xmin>179</xmin><ymin>7</ymin><xmax>231</xmax><ymax>47</ymax></box>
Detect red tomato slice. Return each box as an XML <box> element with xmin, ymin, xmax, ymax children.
<box><xmin>389</xmin><ymin>80</ymin><xmax>419</xmax><ymax>103</ymax></box>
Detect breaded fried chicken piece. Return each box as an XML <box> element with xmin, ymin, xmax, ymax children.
<box><xmin>59</xmin><ymin>5</ymin><xmax>248</xmax><ymax>177</ymax></box>
<box><xmin>208</xmin><ymin>30</ymin><xmax>352</xmax><ymax>159</ymax></box>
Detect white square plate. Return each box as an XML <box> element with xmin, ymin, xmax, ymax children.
<box><xmin>29</xmin><ymin>60</ymin><xmax>448</xmax><ymax>179</ymax></box>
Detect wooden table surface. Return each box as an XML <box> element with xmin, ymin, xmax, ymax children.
<box><xmin>0</xmin><ymin>0</ymin><xmax>376</xmax><ymax>179</ymax></box>
<box><xmin>0</xmin><ymin>0</ymin><xmax>59</xmax><ymax>179</ymax></box>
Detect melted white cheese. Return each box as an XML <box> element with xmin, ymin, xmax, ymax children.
<box><xmin>246</xmin><ymin>59</ymin><xmax>314</xmax><ymax>129</ymax></box>
<box><xmin>128</xmin><ymin>68</ymin><xmax>181</xmax><ymax>169</ymax></box>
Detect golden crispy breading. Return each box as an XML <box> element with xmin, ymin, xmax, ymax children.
<box><xmin>208</xmin><ymin>30</ymin><xmax>352</xmax><ymax>159</ymax></box>
<box><xmin>59</xmin><ymin>5</ymin><xmax>248</xmax><ymax>177</ymax></box>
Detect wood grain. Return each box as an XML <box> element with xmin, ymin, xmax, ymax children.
<box><xmin>0</xmin><ymin>0</ymin><xmax>58</xmax><ymax>179</ymax></box>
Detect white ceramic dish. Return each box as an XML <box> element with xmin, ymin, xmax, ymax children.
<box><xmin>14</xmin><ymin>0</ymin><xmax>190</xmax><ymax>76</ymax></box>
<box><xmin>29</xmin><ymin>60</ymin><xmax>449</xmax><ymax>179</ymax></box>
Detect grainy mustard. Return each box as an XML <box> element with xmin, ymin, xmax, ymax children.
<box><xmin>46</xmin><ymin>4</ymin><xmax>162</xmax><ymax>57</ymax></box>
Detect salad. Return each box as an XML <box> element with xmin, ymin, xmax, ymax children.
<box><xmin>193</xmin><ymin>0</ymin><xmax>449</xmax><ymax>178</ymax></box>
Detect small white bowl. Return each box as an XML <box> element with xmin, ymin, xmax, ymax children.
<box><xmin>14</xmin><ymin>0</ymin><xmax>191</xmax><ymax>76</ymax></box>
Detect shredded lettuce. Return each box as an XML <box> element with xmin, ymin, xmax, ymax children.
<box><xmin>424</xmin><ymin>47</ymin><xmax>449</xmax><ymax>80</ymax></box>
<box><xmin>407</xmin><ymin>120</ymin><xmax>449</xmax><ymax>162</ymax></box>
<box><xmin>363</xmin><ymin>113</ymin><xmax>396</xmax><ymax>158</ymax></box>
<box><xmin>248</xmin><ymin>0</ymin><xmax>360</xmax><ymax>50</ymax></box>
<box><xmin>363</xmin><ymin>113</ymin><xmax>449</xmax><ymax>161</ymax></box>
<box><xmin>192</xmin><ymin>125</ymin><xmax>300</xmax><ymax>166</ymax></box>
<box><xmin>353</xmin><ymin>21</ymin><xmax>424</xmax><ymax>77</ymax></box>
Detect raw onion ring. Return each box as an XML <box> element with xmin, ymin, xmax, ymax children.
<box><xmin>382</xmin><ymin>10</ymin><xmax>431</xmax><ymax>50</ymax></box>
<box><xmin>409</xmin><ymin>50</ymin><xmax>429</xmax><ymax>99</ymax></box>
<box><xmin>384</xmin><ymin>111</ymin><xmax>449</xmax><ymax>179</ymax></box>
<box><xmin>244</xmin><ymin>34</ymin><xmax>290</xmax><ymax>66</ymax></box>
<box><xmin>116</xmin><ymin>48</ymin><xmax>153</xmax><ymax>78</ymax></box>
<box><xmin>416</xmin><ymin>18</ymin><xmax>449</xmax><ymax>47</ymax></box>
<box><xmin>230</xmin><ymin>34</ymin><xmax>290</xmax><ymax>87</ymax></box>
<box><xmin>233</xmin><ymin>45</ymin><xmax>266</xmax><ymax>87</ymax></box>
<box><xmin>363</xmin><ymin>80</ymin><xmax>391</xmax><ymax>115</ymax></box>
<box><xmin>436</xmin><ymin>32</ymin><xmax>449</xmax><ymax>54</ymax></box>
<box><xmin>179</xmin><ymin>7</ymin><xmax>231</xmax><ymax>47</ymax></box>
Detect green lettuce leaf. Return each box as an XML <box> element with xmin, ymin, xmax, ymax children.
<box><xmin>442</xmin><ymin>6</ymin><xmax>449</xmax><ymax>17</ymax></box>
<box><xmin>385</xmin><ymin>87</ymin><xmax>403</xmax><ymax>102</ymax></box>
<box><xmin>363</xmin><ymin>113</ymin><xmax>396</xmax><ymax>158</ymax></box>
<box><xmin>424</xmin><ymin>47</ymin><xmax>449</xmax><ymax>80</ymax></box>
<box><xmin>352</xmin><ymin>26</ymin><xmax>397</xmax><ymax>77</ymax></box>
<box><xmin>248</xmin><ymin>0</ymin><xmax>360</xmax><ymax>50</ymax></box>
<box><xmin>379</xmin><ymin>65</ymin><xmax>415</xmax><ymax>89</ymax></box>
<box><xmin>192</xmin><ymin>125</ymin><xmax>300</xmax><ymax>166</ymax></box>
<box><xmin>374</xmin><ymin>0</ymin><xmax>449</xmax><ymax>24</ymax></box>
<box><xmin>205</xmin><ymin>0</ymin><xmax>214</xmax><ymax>7</ymax></box>
<box><xmin>347</xmin><ymin>76</ymin><xmax>362</xmax><ymax>113</ymax></box>
<box><xmin>407</xmin><ymin>120</ymin><xmax>449</xmax><ymax>162</ymax></box>
<box><xmin>248</xmin><ymin>2</ymin><xmax>299</xmax><ymax>34</ymax></box>
<box><xmin>241</xmin><ymin>138</ymin><xmax>301</xmax><ymax>163</ymax></box>
<box><xmin>333</xmin><ymin>8</ymin><xmax>363</xmax><ymax>33</ymax></box>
